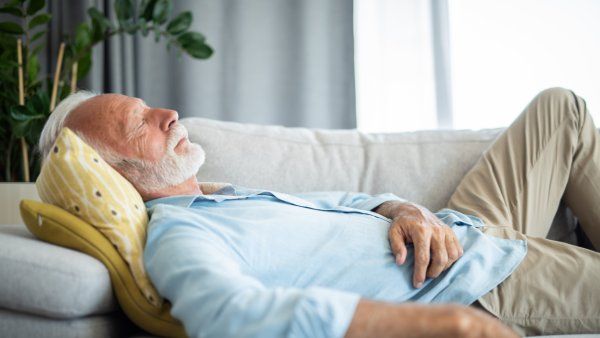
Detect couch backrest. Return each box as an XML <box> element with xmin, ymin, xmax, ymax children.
<box><xmin>182</xmin><ymin>118</ymin><xmax>504</xmax><ymax>211</ymax></box>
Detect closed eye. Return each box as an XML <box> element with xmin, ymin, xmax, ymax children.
<box><xmin>126</xmin><ymin>118</ymin><xmax>146</xmax><ymax>142</ymax></box>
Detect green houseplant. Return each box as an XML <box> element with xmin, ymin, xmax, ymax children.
<box><xmin>0</xmin><ymin>0</ymin><xmax>213</xmax><ymax>183</ymax></box>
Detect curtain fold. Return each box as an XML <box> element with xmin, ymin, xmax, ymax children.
<box><xmin>43</xmin><ymin>0</ymin><xmax>356</xmax><ymax>129</ymax></box>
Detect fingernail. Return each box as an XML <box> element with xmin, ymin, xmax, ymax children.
<box><xmin>395</xmin><ymin>254</ymin><xmax>402</xmax><ymax>265</ymax></box>
<box><xmin>416</xmin><ymin>282</ymin><xmax>423</xmax><ymax>288</ymax></box>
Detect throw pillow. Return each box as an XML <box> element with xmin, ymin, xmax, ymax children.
<box><xmin>20</xmin><ymin>199</ymin><xmax>185</xmax><ymax>337</ymax></box>
<box><xmin>35</xmin><ymin>127</ymin><xmax>161</xmax><ymax>307</ymax></box>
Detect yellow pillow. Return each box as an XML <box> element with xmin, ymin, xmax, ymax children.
<box><xmin>35</xmin><ymin>127</ymin><xmax>161</xmax><ymax>307</ymax></box>
<box><xmin>20</xmin><ymin>199</ymin><xmax>186</xmax><ymax>338</ymax></box>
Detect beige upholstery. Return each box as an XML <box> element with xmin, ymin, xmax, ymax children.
<box><xmin>182</xmin><ymin>117</ymin><xmax>579</xmax><ymax>243</ymax></box>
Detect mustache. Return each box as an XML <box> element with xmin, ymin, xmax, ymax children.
<box><xmin>167</xmin><ymin>124</ymin><xmax>188</xmax><ymax>149</ymax></box>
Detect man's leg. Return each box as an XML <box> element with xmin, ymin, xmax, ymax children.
<box><xmin>447</xmin><ymin>87</ymin><xmax>600</xmax><ymax>247</ymax></box>
<box><xmin>477</xmin><ymin>225</ymin><xmax>600</xmax><ymax>335</ymax></box>
<box><xmin>446</xmin><ymin>87</ymin><xmax>600</xmax><ymax>334</ymax></box>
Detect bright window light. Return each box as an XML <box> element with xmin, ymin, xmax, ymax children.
<box><xmin>355</xmin><ymin>0</ymin><xmax>600</xmax><ymax>132</ymax></box>
<box><xmin>449</xmin><ymin>0</ymin><xmax>600</xmax><ymax>130</ymax></box>
<box><xmin>354</xmin><ymin>0</ymin><xmax>438</xmax><ymax>132</ymax></box>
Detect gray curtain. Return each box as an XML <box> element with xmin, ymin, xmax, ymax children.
<box><xmin>45</xmin><ymin>0</ymin><xmax>356</xmax><ymax>129</ymax></box>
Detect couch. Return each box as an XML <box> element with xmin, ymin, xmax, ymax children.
<box><xmin>0</xmin><ymin>117</ymin><xmax>596</xmax><ymax>337</ymax></box>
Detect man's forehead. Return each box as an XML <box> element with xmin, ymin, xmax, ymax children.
<box><xmin>108</xmin><ymin>95</ymin><xmax>146</xmax><ymax>110</ymax></box>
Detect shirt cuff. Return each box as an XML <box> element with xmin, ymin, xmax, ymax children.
<box><xmin>288</xmin><ymin>287</ymin><xmax>361</xmax><ymax>338</ymax></box>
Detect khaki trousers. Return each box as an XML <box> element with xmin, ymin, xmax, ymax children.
<box><xmin>446</xmin><ymin>88</ymin><xmax>600</xmax><ymax>335</ymax></box>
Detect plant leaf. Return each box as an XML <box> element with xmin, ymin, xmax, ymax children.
<box><xmin>29</xmin><ymin>43</ymin><xmax>43</xmax><ymax>56</ymax></box>
<box><xmin>75</xmin><ymin>23</ymin><xmax>91</xmax><ymax>51</ymax></box>
<box><xmin>76</xmin><ymin>52</ymin><xmax>92</xmax><ymax>80</ymax></box>
<box><xmin>7</xmin><ymin>0</ymin><xmax>24</xmax><ymax>6</ymax></box>
<box><xmin>0</xmin><ymin>22</ymin><xmax>24</xmax><ymax>35</ymax></box>
<box><xmin>36</xmin><ymin>89</ymin><xmax>49</xmax><ymax>111</ymax></box>
<box><xmin>177</xmin><ymin>31</ymin><xmax>205</xmax><ymax>45</ymax></box>
<box><xmin>153</xmin><ymin>26</ymin><xmax>161</xmax><ymax>42</ymax></box>
<box><xmin>26</xmin><ymin>0</ymin><xmax>45</xmax><ymax>15</ymax></box>
<box><xmin>29</xmin><ymin>90</ymin><xmax>46</xmax><ymax>113</ymax></box>
<box><xmin>185</xmin><ymin>43</ymin><xmax>213</xmax><ymax>59</ymax></box>
<box><xmin>114</xmin><ymin>0</ymin><xmax>134</xmax><ymax>21</ymax></box>
<box><xmin>12</xmin><ymin>119</ymin><xmax>33</xmax><ymax>138</ymax></box>
<box><xmin>10</xmin><ymin>106</ymin><xmax>30</xmax><ymax>121</ymax></box>
<box><xmin>28</xmin><ymin>13</ymin><xmax>51</xmax><ymax>29</ymax></box>
<box><xmin>140</xmin><ymin>18</ymin><xmax>149</xmax><ymax>37</ymax></box>
<box><xmin>152</xmin><ymin>0</ymin><xmax>172</xmax><ymax>25</ymax></box>
<box><xmin>177</xmin><ymin>32</ymin><xmax>212</xmax><ymax>59</ymax></box>
<box><xmin>30</xmin><ymin>30</ymin><xmax>45</xmax><ymax>42</ymax></box>
<box><xmin>0</xmin><ymin>6</ymin><xmax>24</xmax><ymax>17</ymax></box>
<box><xmin>140</xmin><ymin>0</ymin><xmax>157</xmax><ymax>21</ymax></box>
<box><xmin>166</xmin><ymin>11</ymin><xmax>191</xmax><ymax>35</ymax></box>
<box><xmin>26</xmin><ymin>79</ymin><xmax>41</xmax><ymax>90</ymax></box>
<box><xmin>26</xmin><ymin>53</ymin><xmax>39</xmax><ymax>82</ymax></box>
<box><xmin>88</xmin><ymin>7</ymin><xmax>113</xmax><ymax>32</ymax></box>
<box><xmin>121</xmin><ymin>21</ymin><xmax>138</xmax><ymax>34</ymax></box>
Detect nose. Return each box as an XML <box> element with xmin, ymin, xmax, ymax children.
<box><xmin>156</xmin><ymin>109</ymin><xmax>178</xmax><ymax>132</ymax></box>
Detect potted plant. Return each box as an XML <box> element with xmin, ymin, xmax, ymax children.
<box><xmin>0</xmin><ymin>0</ymin><xmax>213</xmax><ymax>224</ymax></box>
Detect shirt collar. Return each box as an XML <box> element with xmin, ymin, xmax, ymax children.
<box><xmin>145</xmin><ymin>182</ymin><xmax>237</xmax><ymax>209</ymax></box>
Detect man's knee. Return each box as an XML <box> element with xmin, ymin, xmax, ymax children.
<box><xmin>536</xmin><ymin>87</ymin><xmax>573</xmax><ymax>101</ymax></box>
<box><xmin>531</xmin><ymin>87</ymin><xmax>585</xmax><ymax>130</ymax></box>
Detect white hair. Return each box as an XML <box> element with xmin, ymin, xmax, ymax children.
<box><xmin>38</xmin><ymin>90</ymin><xmax>206</xmax><ymax>193</ymax></box>
<box><xmin>38</xmin><ymin>90</ymin><xmax>99</xmax><ymax>161</ymax></box>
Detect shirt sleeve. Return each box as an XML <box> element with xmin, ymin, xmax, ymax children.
<box><xmin>293</xmin><ymin>191</ymin><xmax>407</xmax><ymax>212</ymax></box>
<box><xmin>144</xmin><ymin>210</ymin><xmax>361</xmax><ymax>338</ymax></box>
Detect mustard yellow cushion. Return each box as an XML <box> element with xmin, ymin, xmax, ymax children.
<box><xmin>20</xmin><ymin>199</ymin><xmax>186</xmax><ymax>338</ymax></box>
<box><xmin>35</xmin><ymin>127</ymin><xmax>160</xmax><ymax>307</ymax></box>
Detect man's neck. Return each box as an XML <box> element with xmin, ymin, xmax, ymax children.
<box><xmin>140</xmin><ymin>176</ymin><xmax>203</xmax><ymax>201</ymax></box>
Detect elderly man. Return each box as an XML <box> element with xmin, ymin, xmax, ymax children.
<box><xmin>38</xmin><ymin>88</ymin><xmax>599</xmax><ymax>338</ymax></box>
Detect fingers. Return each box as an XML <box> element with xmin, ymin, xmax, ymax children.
<box><xmin>388</xmin><ymin>226</ymin><xmax>408</xmax><ymax>265</ymax></box>
<box><xmin>445</xmin><ymin>227</ymin><xmax>463</xmax><ymax>269</ymax></box>
<box><xmin>412</xmin><ymin>227</ymin><xmax>431</xmax><ymax>288</ymax></box>
<box><xmin>426</xmin><ymin>230</ymin><xmax>448</xmax><ymax>279</ymax></box>
<box><xmin>454</xmin><ymin>234</ymin><xmax>464</xmax><ymax>257</ymax></box>
<box><xmin>445</xmin><ymin>231</ymin><xmax>458</xmax><ymax>269</ymax></box>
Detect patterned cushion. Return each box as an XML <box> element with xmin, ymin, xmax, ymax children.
<box><xmin>20</xmin><ymin>199</ymin><xmax>185</xmax><ymax>337</ymax></box>
<box><xmin>35</xmin><ymin>127</ymin><xmax>161</xmax><ymax>307</ymax></box>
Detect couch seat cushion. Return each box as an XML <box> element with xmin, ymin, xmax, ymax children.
<box><xmin>0</xmin><ymin>224</ymin><xmax>116</xmax><ymax>318</ymax></box>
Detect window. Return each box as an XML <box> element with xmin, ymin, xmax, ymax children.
<box><xmin>355</xmin><ymin>0</ymin><xmax>600</xmax><ymax>132</ymax></box>
<box><xmin>354</xmin><ymin>0</ymin><xmax>437</xmax><ymax>132</ymax></box>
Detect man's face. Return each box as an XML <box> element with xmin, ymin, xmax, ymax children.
<box><xmin>65</xmin><ymin>93</ymin><xmax>205</xmax><ymax>192</ymax></box>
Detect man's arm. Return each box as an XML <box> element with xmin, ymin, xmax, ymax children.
<box><xmin>374</xmin><ymin>200</ymin><xmax>463</xmax><ymax>288</ymax></box>
<box><xmin>345</xmin><ymin>299</ymin><xmax>519</xmax><ymax>338</ymax></box>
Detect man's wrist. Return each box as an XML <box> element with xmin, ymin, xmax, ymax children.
<box><xmin>373</xmin><ymin>200</ymin><xmax>411</xmax><ymax>219</ymax></box>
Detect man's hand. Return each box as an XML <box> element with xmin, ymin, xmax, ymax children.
<box><xmin>345</xmin><ymin>299</ymin><xmax>519</xmax><ymax>338</ymax></box>
<box><xmin>374</xmin><ymin>201</ymin><xmax>463</xmax><ymax>288</ymax></box>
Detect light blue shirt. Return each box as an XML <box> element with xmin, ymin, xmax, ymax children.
<box><xmin>144</xmin><ymin>185</ymin><xmax>527</xmax><ymax>338</ymax></box>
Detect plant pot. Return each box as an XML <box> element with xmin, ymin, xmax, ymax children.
<box><xmin>0</xmin><ymin>183</ymin><xmax>39</xmax><ymax>225</ymax></box>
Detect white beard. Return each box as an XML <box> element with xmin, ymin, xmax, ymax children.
<box><xmin>119</xmin><ymin>124</ymin><xmax>206</xmax><ymax>192</ymax></box>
